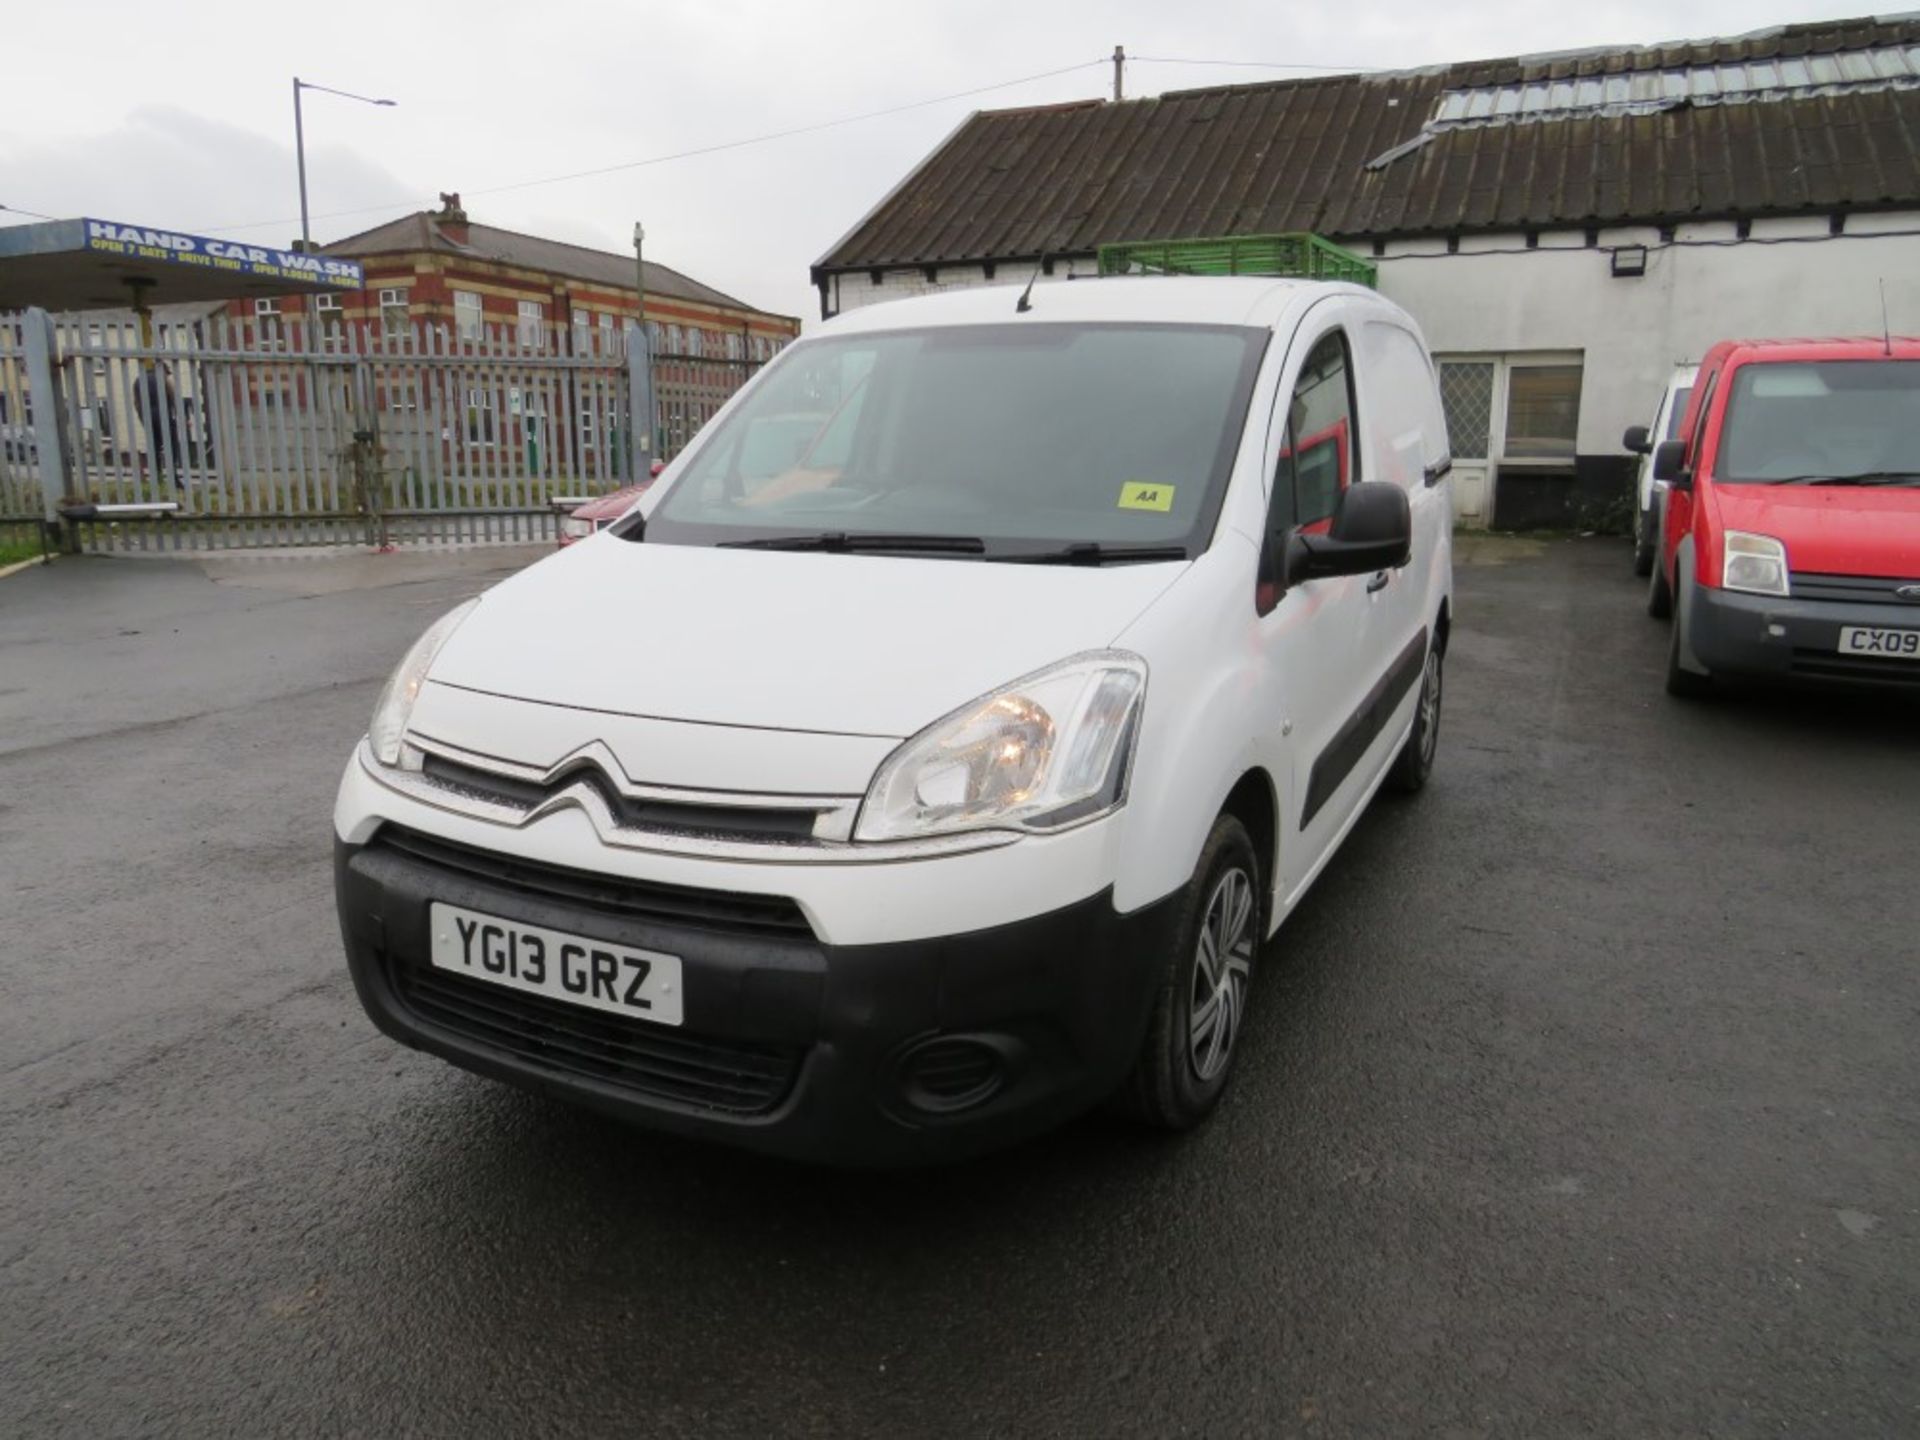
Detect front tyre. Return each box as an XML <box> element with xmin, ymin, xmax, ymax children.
<box><xmin>1120</xmin><ymin>816</ymin><xmax>1260</xmax><ymax>1130</ymax></box>
<box><xmin>1665</xmin><ymin>582</ymin><xmax>1715</xmax><ymax>698</ymax></box>
<box><xmin>1387</xmin><ymin>640</ymin><xmax>1443</xmax><ymax>794</ymax></box>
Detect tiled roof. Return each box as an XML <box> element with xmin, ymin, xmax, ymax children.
<box><xmin>326</xmin><ymin>214</ymin><xmax>776</xmax><ymax>315</ymax></box>
<box><xmin>815</xmin><ymin>14</ymin><xmax>1920</xmax><ymax>274</ymax></box>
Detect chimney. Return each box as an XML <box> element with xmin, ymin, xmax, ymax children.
<box><xmin>433</xmin><ymin>191</ymin><xmax>470</xmax><ymax>245</ymax></box>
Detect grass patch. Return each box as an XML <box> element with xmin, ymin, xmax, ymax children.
<box><xmin>0</xmin><ymin>535</ymin><xmax>48</xmax><ymax>567</ymax></box>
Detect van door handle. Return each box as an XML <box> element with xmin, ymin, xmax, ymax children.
<box><xmin>1366</xmin><ymin>570</ymin><xmax>1391</xmax><ymax>593</ymax></box>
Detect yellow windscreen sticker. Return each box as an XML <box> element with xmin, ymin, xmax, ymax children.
<box><xmin>1118</xmin><ymin>481</ymin><xmax>1175</xmax><ymax>513</ymax></box>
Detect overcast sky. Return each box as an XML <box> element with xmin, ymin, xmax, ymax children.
<box><xmin>0</xmin><ymin>0</ymin><xmax>1885</xmax><ymax>323</ymax></box>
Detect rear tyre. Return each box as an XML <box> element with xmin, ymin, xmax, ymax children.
<box><xmin>1121</xmin><ymin>816</ymin><xmax>1260</xmax><ymax>1131</ymax></box>
<box><xmin>1387</xmin><ymin>639</ymin><xmax>1443</xmax><ymax>794</ymax></box>
<box><xmin>1631</xmin><ymin>494</ymin><xmax>1657</xmax><ymax>576</ymax></box>
<box><xmin>1647</xmin><ymin>554</ymin><xmax>1673</xmax><ymax>619</ymax></box>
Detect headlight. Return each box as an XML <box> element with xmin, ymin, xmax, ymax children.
<box><xmin>855</xmin><ymin>651</ymin><xmax>1147</xmax><ymax>842</ymax></box>
<box><xmin>1723</xmin><ymin>530</ymin><xmax>1789</xmax><ymax>597</ymax></box>
<box><xmin>368</xmin><ymin>598</ymin><xmax>480</xmax><ymax>766</ymax></box>
<box><xmin>560</xmin><ymin>514</ymin><xmax>594</xmax><ymax>540</ymax></box>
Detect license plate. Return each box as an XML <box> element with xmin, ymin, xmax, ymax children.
<box><xmin>428</xmin><ymin>902</ymin><xmax>683</xmax><ymax>1026</ymax></box>
<box><xmin>1838</xmin><ymin>625</ymin><xmax>1920</xmax><ymax>659</ymax></box>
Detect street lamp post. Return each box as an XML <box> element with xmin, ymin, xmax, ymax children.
<box><xmin>633</xmin><ymin>221</ymin><xmax>653</xmax><ymax>466</ymax></box>
<box><xmin>293</xmin><ymin>78</ymin><xmax>396</xmax><ymax>250</ymax></box>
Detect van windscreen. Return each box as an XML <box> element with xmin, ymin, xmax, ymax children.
<box><xmin>642</xmin><ymin>323</ymin><xmax>1268</xmax><ymax>559</ymax></box>
<box><xmin>1718</xmin><ymin>361</ymin><xmax>1920</xmax><ymax>484</ymax></box>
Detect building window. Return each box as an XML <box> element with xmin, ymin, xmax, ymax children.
<box><xmin>667</xmin><ymin>324</ymin><xmax>684</xmax><ymax>355</ymax></box>
<box><xmin>254</xmin><ymin>298</ymin><xmax>281</xmax><ymax>320</ymax></box>
<box><xmin>686</xmin><ymin>328</ymin><xmax>705</xmax><ymax>359</ymax></box>
<box><xmin>315</xmin><ymin>292</ymin><xmax>344</xmax><ymax>337</ymax></box>
<box><xmin>578</xmin><ymin>397</ymin><xmax>596</xmax><ymax>449</ymax></box>
<box><xmin>465</xmin><ymin>387</ymin><xmax>496</xmax><ymax>444</ymax></box>
<box><xmin>517</xmin><ymin>299</ymin><xmax>545</xmax><ymax>348</ymax></box>
<box><xmin>1504</xmin><ymin>363</ymin><xmax>1583</xmax><ymax>459</ymax></box>
<box><xmin>379</xmin><ymin>287</ymin><xmax>409</xmax><ymax>338</ymax></box>
<box><xmin>646</xmin><ymin>320</ymin><xmax>663</xmax><ymax>354</ymax></box>
<box><xmin>454</xmin><ymin>290</ymin><xmax>484</xmax><ymax>342</ymax></box>
<box><xmin>572</xmin><ymin>308</ymin><xmax>591</xmax><ymax>353</ymax></box>
<box><xmin>1438</xmin><ymin>362</ymin><xmax>1496</xmax><ymax>462</ymax></box>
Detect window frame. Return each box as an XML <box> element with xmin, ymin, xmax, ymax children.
<box><xmin>516</xmin><ymin>298</ymin><xmax>545</xmax><ymax>349</ymax></box>
<box><xmin>378</xmin><ymin>287</ymin><xmax>410</xmax><ymax>340</ymax></box>
<box><xmin>1258</xmin><ymin>325</ymin><xmax>1362</xmax><ymax>615</ymax></box>
<box><xmin>454</xmin><ymin>289</ymin><xmax>485</xmax><ymax>343</ymax></box>
<box><xmin>1500</xmin><ymin>358</ymin><xmax>1584</xmax><ymax>462</ymax></box>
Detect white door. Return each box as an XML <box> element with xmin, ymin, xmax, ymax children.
<box><xmin>1437</xmin><ymin>360</ymin><xmax>1495</xmax><ymax>524</ymax></box>
<box><xmin>1252</xmin><ymin>308</ymin><xmax>1381</xmax><ymax>903</ymax></box>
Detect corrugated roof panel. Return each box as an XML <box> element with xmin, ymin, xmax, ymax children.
<box><xmin>815</xmin><ymin>15</ymin><xmax>1920</xmax><ymax>274</ymax></box>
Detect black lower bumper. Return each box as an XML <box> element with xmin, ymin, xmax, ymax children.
<box><xmin>334</xmin><ymin>829</ymin><xmax>1179</xmax><ymax>1166</ymax></box>
<box><xmin>1688</xmin><ymin>586</ymin><xmax>1920</xmax><ymax>691</ymax></box>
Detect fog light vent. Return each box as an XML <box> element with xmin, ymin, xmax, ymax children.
<box><xmin>898</xmin><ymin>1036</ymin><xmax>1006</xmax><ymax>1114</ymax></box>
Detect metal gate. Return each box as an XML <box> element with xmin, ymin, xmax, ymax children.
<box><xmin>0</xmin><ymin>307</ymin><xmax>764</xmax><ymax>553</ymax></box>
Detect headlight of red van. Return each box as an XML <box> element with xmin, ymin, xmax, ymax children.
<box><xmin>1722</xmin><ymin>531</ymin><xmax>1789</xmax><ymax>597</ymax></box>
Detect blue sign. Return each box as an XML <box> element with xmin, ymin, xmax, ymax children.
<box><xmin>81</xmin><ymin>218</ymin><xmax>365</xmax><ymax>290</ymax></box>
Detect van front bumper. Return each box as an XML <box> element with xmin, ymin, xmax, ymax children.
<box><xmin>1688</xmin><ymin>585</ymin><xmax>1920</xmax><ymax>690</ymax></box>
<box><xmin>335</xmin><ymin>828</ymin><xmax>1179</xmax><ymax>1166</ymax></box>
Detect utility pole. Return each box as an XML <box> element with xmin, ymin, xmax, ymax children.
<box><xmin>1113</xmin><ymin>45</ymin><xmax>1125</xmax><ymax>102</ymax></box>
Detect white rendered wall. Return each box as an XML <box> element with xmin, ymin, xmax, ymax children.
<box><xmin>1369</xmin><ymin>215</ymin><xmax>1920</xmax><ymax>454</ymax></box>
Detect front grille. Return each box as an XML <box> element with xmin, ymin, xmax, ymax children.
<box><xmin>1789</xmin><ymin>572</ymin><xmax>1920</xmax><ymax>606</ymax></box>
<box><xmin>420</xmin><ymin>755</ymin><xmax>824</xmax><ymax>843</ymax></box>
<box><xmin>1790</xmin><ymin>648</ymin><xmax>1920</xmax><ymax>686</ymax></box>
<box><xmin>390</xmin><ymin>958</ymin><xmax>802</xmax><ymax>1115</ymax></box>
<box><xmin>373</xmin><ymin>825</ymin><xmax>815</xmax><ymax>939</ymax></box>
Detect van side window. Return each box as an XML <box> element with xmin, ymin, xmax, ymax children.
<box><xmin>1280</xmin><ymin>332</ymin><xmax>1359</xmax><ymax>531</ymax></box>
<box><xmin>1258</xmin><ymin>329</ymin><xmax>1361</xmax><ymax>614</ymax></box>
<box><xmin>1686</xmin><ymin>371</ymin><xmax>1719</xmax><ymax>470</ymax></box>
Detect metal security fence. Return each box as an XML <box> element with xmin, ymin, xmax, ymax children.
<box><xmin>1</xmin><ymin>316</ymin><xmax>49</xmax><ymax>554</ymax></box>
<box><xmin>0</xmin><ymin>307</ymin><xmax>764</xmax><ymax>553</ymax></box>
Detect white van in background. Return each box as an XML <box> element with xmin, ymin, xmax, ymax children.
<box><xmin>1623</xmin><ymin>364</ymin><xmax>1700</xmax><ymax>575</ymax></box>
<box><xmin>332</xmin><ymin>277</ymin><xmax>1456</xmax><ymax>1164</ymax></box>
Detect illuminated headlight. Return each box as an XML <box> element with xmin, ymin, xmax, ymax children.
<box><xmin>855</xmin><ymin>651</ymin><xmax>1148</xmax><ymax>842</ymax></box>
<box><xmin>559</xmin><ymin>514</ymin><xmax>595</xmax><ymax>540</ymax></box>
<box><xmin>1723</xmin><ymin>531</ymin><xmax>1789</xmax><ymax>597</ymax></box>
<box><xmin>368</xmin><ymin>598</ymin><xmax>479</xmax><ymax>767</ymax></box>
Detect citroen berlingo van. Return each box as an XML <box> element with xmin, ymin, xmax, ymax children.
<box><xmin>333</xmin><ymin>277</ymin><xmax>1455</xmax><ymax>1163</ymax></box>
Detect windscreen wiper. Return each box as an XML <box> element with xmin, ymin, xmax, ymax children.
<box><xmin>997</xmin><ymin>542</ymin><xmax>1191</xmax><ymax>566</ymax></box>
<box><xmin>714</xmin><ymin>531</ymin><xmax>986</xmax><ymax>554</ymax></box>
<box><xmin>1797</xmin><ymin>472</ymin><xmax>1920</xmax><ymax>487</ymax></box>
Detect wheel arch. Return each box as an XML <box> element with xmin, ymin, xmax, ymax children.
<box><xmin>1218</xmin><ymin>767</ymin><xmax>1280</xmax><ymax>934</ymax></box>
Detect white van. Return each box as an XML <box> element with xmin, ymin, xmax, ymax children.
<box><xmin>1622</xmin><ymin>364</ymin><xmax>1699</xmax><ymax>576</ymax></box>
<box><xmin>333</xmin><ymin>277</ymin><xmax>1455</xmax><ymax>1163</ymax></box>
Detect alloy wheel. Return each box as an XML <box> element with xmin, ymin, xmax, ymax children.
<box><xmin>1188</xmin><ymin>867</ymin><xmax>1254</xmax><ymax>1082</ymax></box>
<box><xmin>1418</xmin><ymin>650</ymin><xmax>1443</xmax><ymax>768</ymax></box>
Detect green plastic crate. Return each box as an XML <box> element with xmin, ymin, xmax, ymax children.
<box><xmin>1096</xmin><ymin>232</ymin><xmax>1376</xmax><ymax>288</ymax></box>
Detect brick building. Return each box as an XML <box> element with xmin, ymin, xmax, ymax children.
<box><xmin>235</xmin><ymin>194</ymin><xmax>797</xmax><ymax>363</ymax></box>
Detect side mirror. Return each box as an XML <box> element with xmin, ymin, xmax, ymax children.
<box><xmin>1622</xmin><ymin>424</ymin><xmax>1651</xmax><ymax>455</ymax></box>
<box><xmin>1651</xmin><ymin>438</ymin><xmax>1689</xmax><ymax>488</ymax></box>
<box><xmin>1286</xmin><ymin>481</ymin><xmax>1412</xmax><ymax>585</ymax></box>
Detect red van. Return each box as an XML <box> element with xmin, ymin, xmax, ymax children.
<box><xmin>1649</xmin><ymin>337</ymin><xmax>1920</xmax><ymax>695</ymax></box>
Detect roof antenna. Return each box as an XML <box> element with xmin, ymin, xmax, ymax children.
<box><xmin>1016</xmin><ymin>254</ymin><xmax>1047</xmax><ymax>313</ymax></box>
<box><xmin>1879</xmin><ymin>278</ymin><xmax>1892</xmax><ymax>356</ymax></box>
